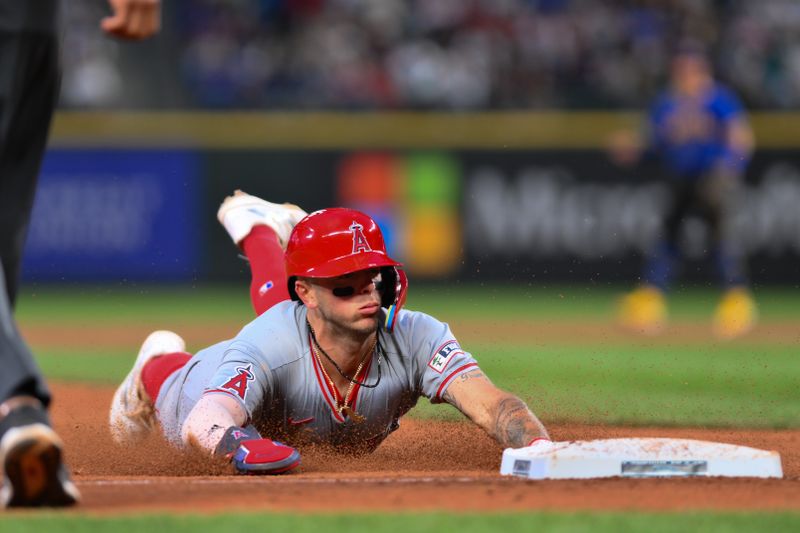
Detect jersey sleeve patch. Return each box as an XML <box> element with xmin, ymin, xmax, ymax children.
<box><xmin>208</xmin><ymin>364</ymin><xmax>255</xmax><ymax>401</ymax></box>
<box><xmin>427</xmin><ymin>340</ymin><xmax>464</xmax><ymax>374</ymax></box>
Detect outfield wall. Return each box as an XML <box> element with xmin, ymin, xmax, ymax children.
<box><xmin>22</xmin><ymin>112</ymin><xmax>800</xmax><ymax>284</ymax></box>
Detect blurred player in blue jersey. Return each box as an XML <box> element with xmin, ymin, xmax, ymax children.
<box><xmin>614</xmin><ymin>42</ymin><xmax>756</xmax><ymax>339</ymax></box>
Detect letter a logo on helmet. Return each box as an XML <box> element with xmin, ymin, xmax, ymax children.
<box><xmin>350</xmin><ymin>222</ymin><xmax>372</xmax><ymax>254</ymax></box>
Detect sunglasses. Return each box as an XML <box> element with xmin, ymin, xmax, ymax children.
<box><xmin>322</xmin><ymin>274</ymin><xmax>384</xmax><ymax>298</ymax></box>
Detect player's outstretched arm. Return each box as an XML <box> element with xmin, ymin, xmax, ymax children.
<box><xmin>181</xmin><ymin>394</ymin><xmax>247</xmax><ymax>453</ymax></box>
<box><xmin>442</xmin><ymin>369</ymin><xmax>549</xmax><ymax>449</ymax></box>
<box><xmin>181</xmin><ymin>394</ymin><xmax>301</xmax><ymax>474</ymax></box>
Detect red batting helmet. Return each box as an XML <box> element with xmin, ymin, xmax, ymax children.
<box><xmin>285</xmin><ymin>208</ymin><xmax>408</xmax><ymax>332</ymax></box>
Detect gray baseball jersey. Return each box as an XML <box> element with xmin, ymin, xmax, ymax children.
<box><xmin>154</xmin><ymin>301</ymin><xmax>479</xmax><ymax>451</ymax></box>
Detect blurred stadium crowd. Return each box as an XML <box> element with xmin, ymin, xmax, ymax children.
<box><xmin>61</xmin><ymin>0</ymin><xmax>800</xmax><ymax>109</ymax></box>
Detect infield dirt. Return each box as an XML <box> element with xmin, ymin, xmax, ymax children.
<box><xmin>45</xmin><ymin>382</ymin><xmax>800</xmax><ymax>514</ymax></box>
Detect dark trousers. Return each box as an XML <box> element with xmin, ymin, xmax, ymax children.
<box><xmin>0</xmin><ymin>30</ymin><xmax>60</xmax><ymax>405</ymax></box>
<box><xmin>643</xmin><ymin>170</ymin><xmax>748</xmax><ymax>290</ymax></box>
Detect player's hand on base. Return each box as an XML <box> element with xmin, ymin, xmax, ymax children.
<box><xmin>214</xmin><ymin>425</ymin><xmax>301</xmax><ymax>475</ymax></box>
<box><xmin>101</xmin><ymin>0</ymin><xmax>161</xmax><ymax>40</ymax></box>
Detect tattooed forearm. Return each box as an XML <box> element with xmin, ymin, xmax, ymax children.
<box><xmin>441</xmin><ymin>369</ymin><xmax>548</xmax><ymax>448</ymax></box>
<box><xmin>442</xmin><ymin>370</ymin><xmax>484</xmax><ymax>412</ymax></box>
<box><xmin>492</xmin><ymin>396</ymin><xmax>548</xmax><ymax>448</ymax></box>
<box><xmin>441</xmin><ymin>389</ymin><xmax>463</xmax><ymax>412</ymax></box>
<box><xmin>459</xmin><ymin>370</ymin><xmax>484</xmax><ymax>382</ymax></box>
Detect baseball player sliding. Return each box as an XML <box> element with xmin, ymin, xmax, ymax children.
<box><xmin>109</xmin><ymin>191</ymin><xmax>550</xmax><ymax>474</ymax></box>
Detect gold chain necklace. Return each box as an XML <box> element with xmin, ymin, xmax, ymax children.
<box><xmin>310</xmin><ymin>334</ymin><xmax>376</xmax><ymax>423</ymax></box>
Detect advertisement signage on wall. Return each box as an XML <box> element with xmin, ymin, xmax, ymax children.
<box><xmin>23</xmin><ymin>148</ymin><xmax>800</xmax><ymax>284</ymax></box>
<box><xmin>337</xmin><ymin>152</ymin><xmax>462</xmax><ymax>277</ymax></box>
<box><xmin>22</xmin><ymin>150</ymin><xmax>201</xmax><ymax>281</ymax></box>
<box><xmin>457</xmin><ymin>152</ymin><xmax>800</xmax><ymax>283</ymax></box>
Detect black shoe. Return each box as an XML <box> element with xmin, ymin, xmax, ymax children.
<box><xmin>0</xmin><ymin>405</ymin><xmax>80</xmax><ymax>507</ymax></box>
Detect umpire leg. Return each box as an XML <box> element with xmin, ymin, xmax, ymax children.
<box><xmin>0</xmin><ymin>30</ymin><xmax>79</xmax><ymax>508</ymax></box>
<box><xmin>0</xmin><ymin>31</ymin><xmax>60</xmax><ymax>406</ymax></box>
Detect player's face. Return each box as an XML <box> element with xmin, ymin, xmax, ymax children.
<box><xmin>671</xmin><ymin>55</ymin><xmax>710</xmax><ymax>95</ymax></box>
<box><xmin>310</xmin><ymin>268</ymin><xmax>383</xmax><ymax>335</ymax></box>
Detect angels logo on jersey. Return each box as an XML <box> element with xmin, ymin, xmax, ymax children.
<box><xmin>428</xmin><ymin>340</ymin><xmax>464</xmax><ymax>374</ymax></box>
<box><xmin>350</xmin><ymin>221</ymin><xmax>372</xmax><ymax>253</ymax></box>
<box><xmin>220</xmin><ymin>364</ymin><xmax>255</xmax><ymax>400</ymax></box>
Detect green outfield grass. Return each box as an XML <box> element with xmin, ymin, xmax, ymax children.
<box><xmin>3</xmin><ymin>511</ymin><xmax>800</xmax><ymax>533</ymax></box>
<box><xmin>415</xmin><ymin>341</ymin><xmax>800</xmax><ymax>428</ymax></box>
<box><xmin>16</xmin><ymin>284</ymin><xmax>254</xmax><ymax>323</ymax></box>
<box><xmin>16</xmin><ymin>283</ymin><xmax>800</xmax><ymax>322</ymax></box>
<box><xmin>32</xmin><ymin>339</ymin><xmax>799</xmax><ymax>428</ymax></box>
<box><xmin>11</xmin><ymin>285</ymin><xmax>800</xmax><ymax>528</ymax></box>
<box><xmin>17</xmin><ymin>284</ymin><xmax>800</xmax><ymax>428</ymax></box>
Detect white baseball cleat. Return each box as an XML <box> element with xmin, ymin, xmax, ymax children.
<box><xmin>109</xmin><ymin>330</ymin><xmax>186</xmax><ymax>445</ymax></box>
<box><xmin>217</xmin><ymin>190</ymin><xmax>308</xmax><ymax>248</ymax></box>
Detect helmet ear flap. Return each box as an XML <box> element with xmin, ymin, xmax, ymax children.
<box><xmin>379</xmin><ymin>267</ymin><xmax>397</xmax><ymax>308</ymax></box>
<box><xmin>381</xmin><ymin>266</ymin><xmax>408</xmax><ymax>332</ymax></box>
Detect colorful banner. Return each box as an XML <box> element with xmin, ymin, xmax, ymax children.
<box><xmin>337</xmin><ymin>152</ymin><xmax>462</xmax><ymax>277</ymax></box>
<box><xmin>23</xmin><ymin>148</ymin><xmax>800</xmax><ymax>284</ymax></box>
<box><xmin>22</xmin><ymin>150</ymin><xmax>201</xmax><ymax>281</ymax></box>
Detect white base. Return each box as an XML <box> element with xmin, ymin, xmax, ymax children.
<box><xmin>500</xmin><ymin>438</ymin><xmax>783</xmax><ymax>479</ymax></box>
